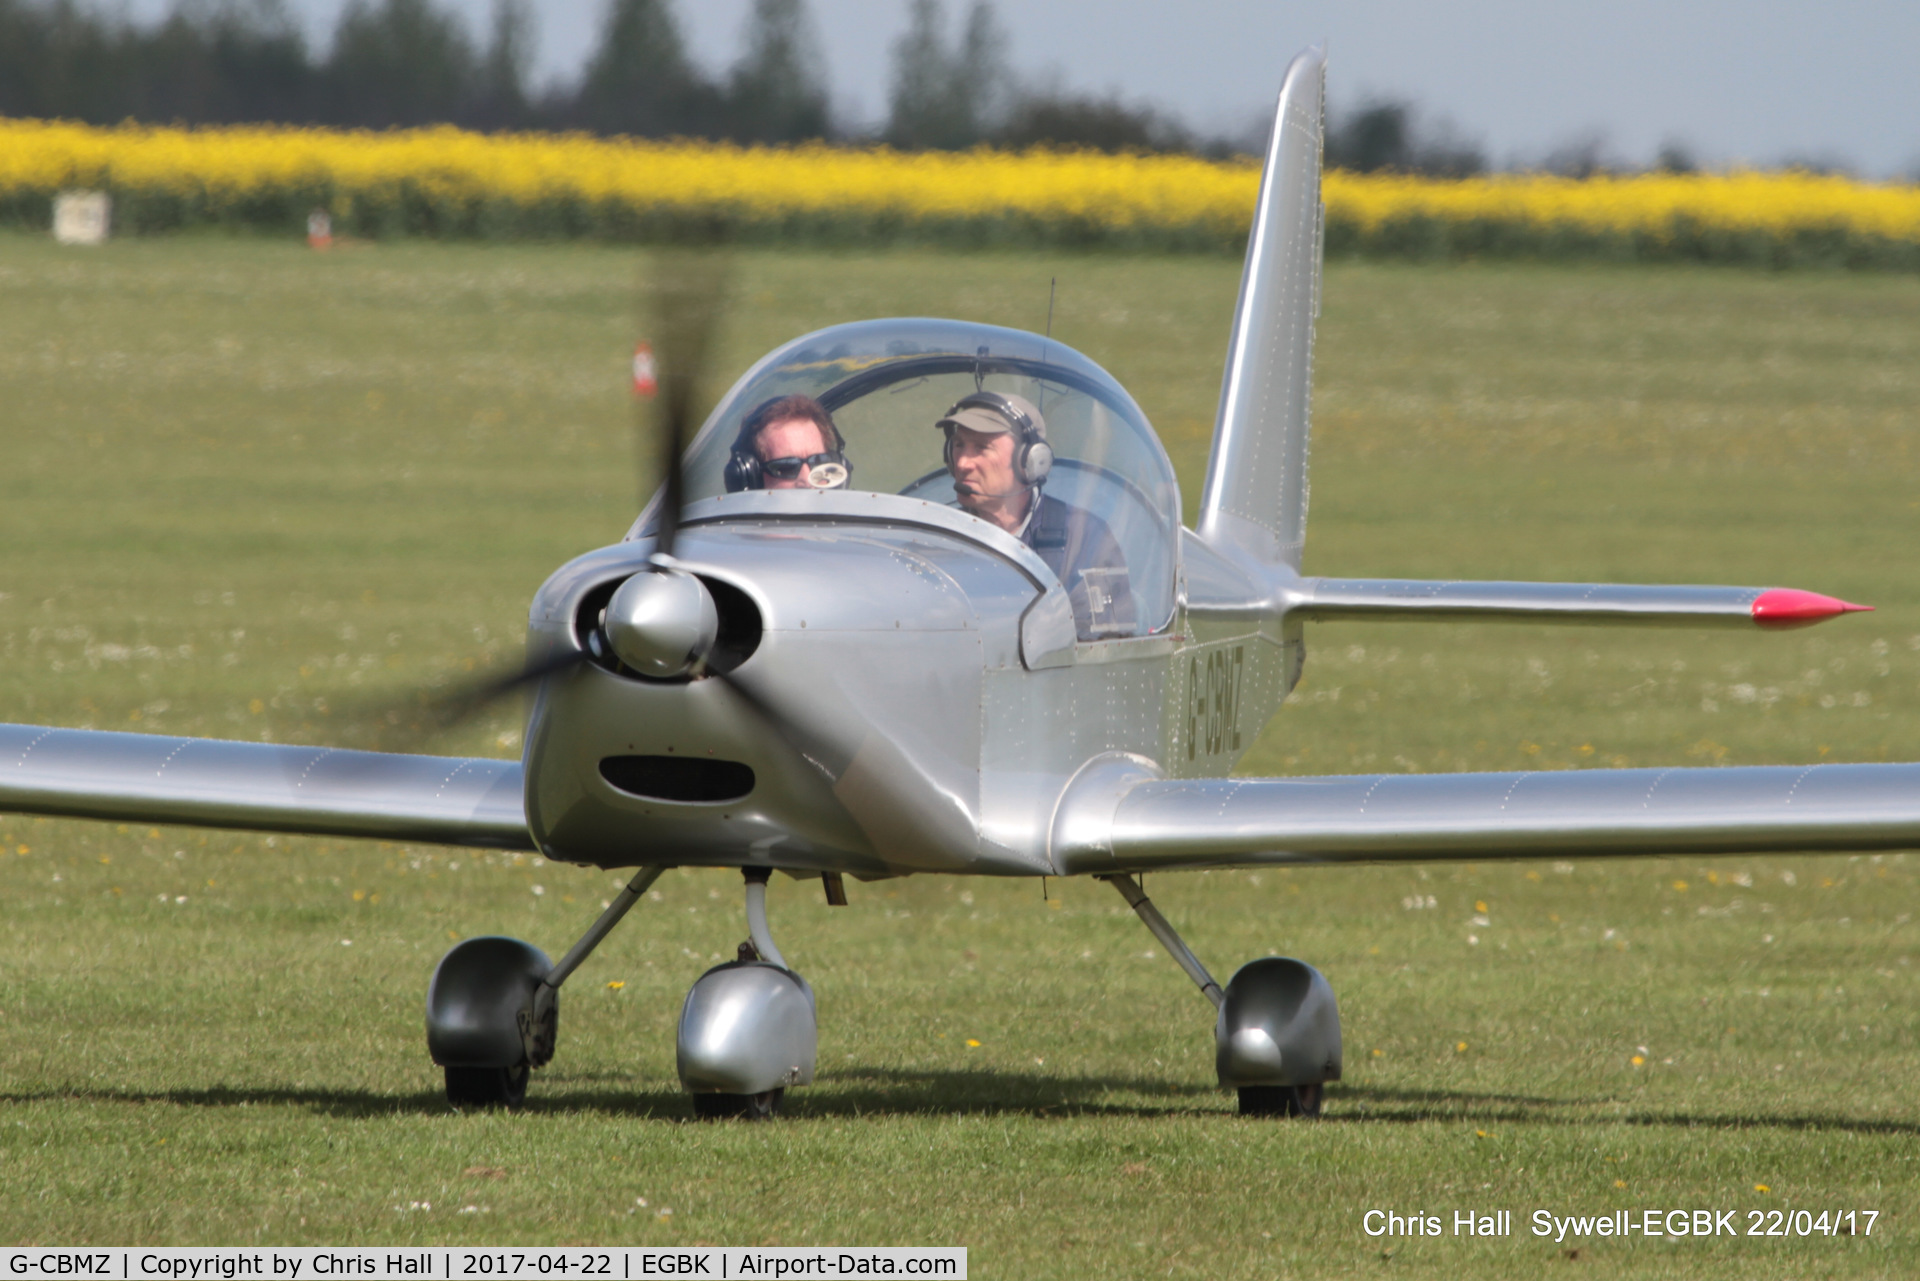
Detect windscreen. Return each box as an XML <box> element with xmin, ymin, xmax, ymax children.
<box><xmin>669</xmin><ymin>319</ymin><xmax>1180</xmax><ymax>638</ymax></box>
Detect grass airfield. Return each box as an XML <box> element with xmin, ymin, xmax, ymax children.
<box><xmin>2</xmin><ymin>233</ymin><xmax>1919</xmax><ymax>1274</ymax></box>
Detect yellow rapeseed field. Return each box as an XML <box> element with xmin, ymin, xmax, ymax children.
<box><xmin>1325</xmin><ymin>168</ymin><xmax>1920</xmax><ymax>245</ymax></box>
<box><xmin>0</xmin><ymin>118</ymin><xmax>1256</xmax><ymax>236</ymax></box>
<box><xmin>4</xmin><ymin>117</ymin><xmax>1917</xmax><ymax>264</ymax></box>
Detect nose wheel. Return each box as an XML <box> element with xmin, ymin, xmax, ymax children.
<box><xmin>691</xmin><ymin>1087</ymin><xmax>785</xmax><ymax>1120</ymax></box>
<box><xmin>678</xmin><ymin>869</ymin><xmax>817</xmax><ymax>1119</ymax></box>
<box><xmin>1238</xmin><ymin>1082</ymin><xmax>1322</xmax><ymax>1118</ymax></box>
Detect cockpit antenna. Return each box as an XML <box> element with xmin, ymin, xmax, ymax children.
<box><xmin>1038</xmin><ymin>277</ymin><xmax>1056</xmax><ymax>413</ymax></box>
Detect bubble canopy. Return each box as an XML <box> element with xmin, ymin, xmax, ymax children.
<box><xmin>663</xmin><ymin>319</ymin><xmax>1181</xmax><ymax>637</ymax></box>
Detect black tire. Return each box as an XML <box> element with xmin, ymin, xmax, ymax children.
<box><xmin>691</xmin><ymin>1088</ymin><xmax>784</xmax><ymax>1121</ymax></box>
<box><xmin>446</xmin><ymin>1063</ymin><xmax>529</xmax><ymax>1109</ymax></box>
<box><xmin>1238</xmin><ymin>1082</ymin><xmax>1322</xmax><ymax>1118</ymax></box>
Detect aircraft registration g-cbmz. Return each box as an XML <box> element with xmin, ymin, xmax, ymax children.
<box><xmin>5</xmin><ymin>46</ymin><xmax>1916</xmax><ymax>1119</ymax></box>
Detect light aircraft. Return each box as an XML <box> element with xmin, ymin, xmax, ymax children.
<box><xmin>5</xmin><ymin>46</ymin><xmax>1917</xmax><ymax>1119</ymax></box>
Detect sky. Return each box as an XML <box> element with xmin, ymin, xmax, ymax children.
<box><xmin>129</xmin><ymin>0</ymin><xmax>1920</xmax><ymax>175</ymax></box>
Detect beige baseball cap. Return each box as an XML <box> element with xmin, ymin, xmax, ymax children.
<box><xmin>936</xmin><ymin>392</ymin><xmax>1047</xmax><ymax>438</ymax></box>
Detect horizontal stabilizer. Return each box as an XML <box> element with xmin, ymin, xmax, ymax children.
<box><xmin>1056</xmin><ymin>761</ymin><xmax>1920</xmax><ymax>873</ymax></box>
<box><xmin>1291</xmin><ymin>579</ymin><xmax>1870</xmax><ymax>629</ymax></box>
<box><xmin>0</xmin><ymin>723</ymin><xmax>533</xmax><ymax>850</ymax></box>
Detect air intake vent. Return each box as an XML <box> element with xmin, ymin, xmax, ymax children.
<box><xmin>599</xmin><ymin>755</ymin><xmax>755</xmax><ymax>803</ymax></box>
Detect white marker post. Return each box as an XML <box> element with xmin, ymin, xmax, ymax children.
<box><xmin>52</xmin><ymin>191</ymin><xmax>110</xmax><ymax>245</ymax></box>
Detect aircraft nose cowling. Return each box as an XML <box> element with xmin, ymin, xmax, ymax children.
<box><xmin>605</xmin><ymin>569</ymin><xmax>718</xmax><ymax>678</ymax></box>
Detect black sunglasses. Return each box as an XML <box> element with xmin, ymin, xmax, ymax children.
<box><xmin>761</xmin><ymin>451</ymin><xmax>845</xmax><ymax>480</ymax></box>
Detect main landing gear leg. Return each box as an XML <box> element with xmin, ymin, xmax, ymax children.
<box><xmin>527</xmin><ymin>864</ymin><xmax>670</xmax><ymax>1060</ymax></box>
<box><xmin>1099</xmin><ymin>873</ymin><xmax>1225</xmax><ymax>1008</ymax></box>
<box><xmin>1098</xmin><ymin>873</ymin><xmax>1341</xmax><ymax>1118</ymax></box>
<box><xmin>427</xmin><ymin>865</ymin><xmax>667</xmax><ymax>1109</ymax></box>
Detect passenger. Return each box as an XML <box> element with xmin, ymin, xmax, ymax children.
<box><xmin>936</xmin><ymin>391</ymin><xmax>1136</xmax><ymax>639</ymax></box>
<box><xmin>724</xmin><ymin>394</ymin><xmax>852</xmax><ymax>492</ymax></box>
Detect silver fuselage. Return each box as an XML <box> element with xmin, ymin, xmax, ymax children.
<box><xmin>521</xmin><ymin>491</ymin><xmax>1288</xmax><ymax>877</ymax></box>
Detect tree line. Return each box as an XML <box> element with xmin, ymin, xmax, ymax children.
<box><xmin>0</xmin><ymin>0</ymin><xmax>1491</xmax><ymax>171</ymax></box>
<box><xmin>0</xmin><ymin>0</ymin><xmax>837</xmax><ymax>140</ymax></box>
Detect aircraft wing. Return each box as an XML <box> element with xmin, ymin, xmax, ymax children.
<box><xmin>0</xmin><ymin>722</ymin><xmax>533</xmax><ymax>850</ymax></box>
<box><xmin>1055</xmin><ymin>762</ymin><xmax>1920</xmax><ymax>873</ymax></box>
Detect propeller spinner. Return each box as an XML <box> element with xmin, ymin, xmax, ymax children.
<box><xmin>603</xmin><ymin>568</ymin><xmax>719</xmax><ymax>678</ymax></box>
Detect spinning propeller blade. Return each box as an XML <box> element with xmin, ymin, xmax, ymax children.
<box><xmin>336</xmin><ymin>253</ymin><xmax>733</xmax><ymax>749</ymax></box>
<box><xmin>631</xmin><ymin>255</ymin><xmax>839</xmax><ymax>765</ymax></box>
<box><xmin>644</xmin><ymin>252</ymin><xmax>729</xmax><ymax>561</ymax></box>
<box><xmin>325</xmin><ymin>649</ymin><xmax>584</xmax><ymax>753</ymax></box>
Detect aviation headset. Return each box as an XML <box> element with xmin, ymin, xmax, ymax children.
<box><xmin>940</xmin><ymin>391</ymin><xmax>1054</xmax><ymax>489</ymax></box>
<box><xmin>723</xmin><ymin>397</ymin><xmax>852</xmax><ymax>493</ymax></box>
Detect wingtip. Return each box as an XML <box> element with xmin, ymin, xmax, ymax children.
<box><xmin>1751</xmin><ymin>588</ymin><xmax>1874</xmax><ymax>629</ymax></box>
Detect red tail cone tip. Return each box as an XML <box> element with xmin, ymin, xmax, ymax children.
<box><xmin>1751</xmin><ymin>588</ymin><xmax>1874</xmax><ymax>628</ymax></box>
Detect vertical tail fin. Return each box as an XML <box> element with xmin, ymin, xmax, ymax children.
<box><xmin>1197</xmin><ymin>45</ymin><xmax>1325</xmax><ymax>572</ymax></box>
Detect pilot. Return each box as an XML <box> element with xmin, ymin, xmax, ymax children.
<box><xmin>724</xmin><ymin>394</ymin><xmax>852</xmax><ymax>492</ymax></box>
<box><xmin>936</xmin><ymin>391</ymin><xmax>1136</xmax><ymax>639</ymax></box>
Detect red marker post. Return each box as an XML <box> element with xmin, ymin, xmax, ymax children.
<box><xmin>632</xmin><ymin>342</ymin><xmax>657</xmax><ymax>397</ymax></box>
